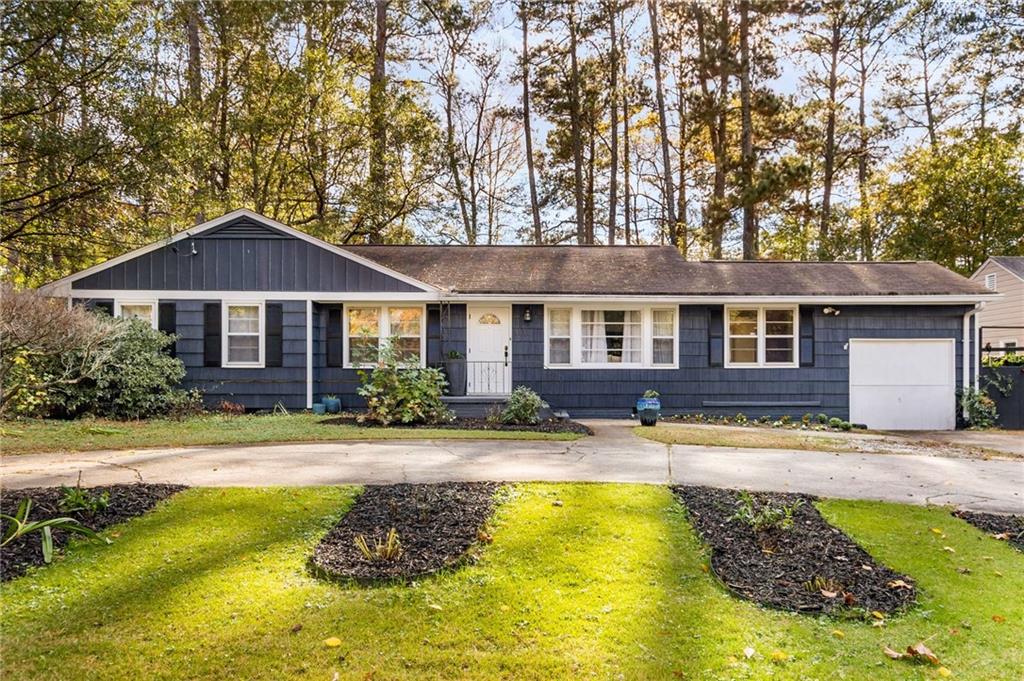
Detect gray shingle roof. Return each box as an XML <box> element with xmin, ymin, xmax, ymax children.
<box><xmin>990</xmin><ymin>256</ymin><xmax>1024</xmax><ymax>280</ymax></box>
<box><xmin>341</xmin><ymin>245</ymin><xmax>993</xmax><ymax>297</ymax></box>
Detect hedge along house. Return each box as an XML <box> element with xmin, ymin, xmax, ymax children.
<box><xmin>38</xmin><ymin>209</ymin><xmax>998</xmax><ymax>430</ymax></box>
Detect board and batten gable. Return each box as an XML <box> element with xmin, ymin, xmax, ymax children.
<box><xmin>70</xmin><ymin>215</ymin><xmax>424</xmax><ymax>293</ymax></box>
<box><xmin>510</xmin><ymin>303</ymin><xmax>973</xmax><ymax>420</ymax></box>
<box><xmin>971</xmin><ymin>259</ymin><xmax>1024</xmax><ymax>349</ymax></box>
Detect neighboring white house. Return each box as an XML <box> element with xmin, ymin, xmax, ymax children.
<box><xmin>971</xmin><ymin>256</ymin><xmax>1024</xmax><ymax>352</ymax></box>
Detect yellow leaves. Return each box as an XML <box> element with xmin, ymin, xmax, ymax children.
<box><xmin>427</xmin><ymin>603</ymin><xmax>443</xmax><ymax>611</ymax></box>
<box><xmin>323</xmin><ymin>637</ymin><xmax>342</xmax><ymax>648</ymax></box>
<box><xmin>938</xmin><ymin>667</ymin><xmax>953</xmax><ymax>677</ymax></box>
<box><xmin>991</xmin><ymin>614</ymin><xmax>1005</xmax><ymax>623</ymax></box>
<box><xmin>831</xmin><ymin>629</ymin><xmax>845</xmax><ymax>639</ymax></box>
<box><xmin>942</xmin><ymin>546</ymin><xmax>956</xmax><ymax>553</ymax></box>
<box><xmin>884</xmin><ymin>639</ymin><xmax>942</xmax><ymax>667</ymax></box>
<box><xmin>871</xmin><ymin>611</ymin><xmax>885</xmax><ymax>620</ymax></box>
<box><xmin>887</xmin><ymin>579</ymin><xmax>913</xmax><ymax>590</ymax></box>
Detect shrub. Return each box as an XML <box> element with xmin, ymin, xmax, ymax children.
<box><xmin>828</xmin><ymin>417</ymin><xmax>843</xmax><ymax>429</ymax></box>
<box><xmin>51</xmin><ymin>319</ymin><xmax>193</xmax><ymax>419</ymax></box>
<box><xmin>780</xmin><ymin>414</ymin><xmax>792</xmax><ymax>426</ymax></box>
<box><xmin>59</xmin><ymin>486</ymin><xmax>110</xmax><ymax>515</ymax></box>
<box><xmin>734</xmin><ymin>412</ymin><xmax>748</xmax><ymax>425</ymax></box>
<box><xmin>501</xmin><ymin>386</ymin><xmax>546</xmax><ymax>425</ymax></box>
<box><xmin>729</xmin><ymin>491</ymin><xmax>804</xmax><ymax>533</ymax></box>
<box><xmin>801</xmin><ymin>413</ymin><xmax>813</xmax><ymax>426</ymax></box>
<box><xmin>354</xmin><ymin>527</ymin><xmax>403</xmax><ymax>562</ymax></box>
<box><xmin>959</xmin><ymin>387</ymin><xmax>998</xmax><ymax>429</ymax></box>
<box><xmin>357</xmin><ymin>339</ymin><xmax>451</xmax><ymax>426</ymax></box>
<box><xmin>218</xmin><ymin>400</ymin><xmax>246</xmax><ymax>415</ymax></box>
<box><xmin>838</xmin><ymin>420</ymin><xmax>852</xmax><ymax>431</ymax></box>
<box><xmin>817</xmin><ymin>413</ymin><xmax>829</xmax><ymax>424</ymax></box>
<box><xmin>983</xmin><ymin>352</ymin><xmax>1024</xmax><ymax>367</ymax></box>
<box><xmin>1</xmin><ymin>499</ymin><xmax>107</xmax><ymax>564</ymax></box>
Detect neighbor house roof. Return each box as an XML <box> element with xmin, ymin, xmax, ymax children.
<box><xmin>341</xmin><ymin>245</ymin><xmax>994</xmax><ymax>297</ymax></box>
<box><xmin>988</xmin><ymin>256</ymin><xmax>1024</xmax><ymax>280</ymax></box>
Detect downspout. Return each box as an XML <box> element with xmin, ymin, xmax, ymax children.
<box><xmin>973</xmin><ymin>302</ymin><xmax>984</xmax><ymax>391</ymax></box>
<box><xmin>962</xmin><ymin>303</ymin><xmax>981</xmax><ymax>419</ymax></box>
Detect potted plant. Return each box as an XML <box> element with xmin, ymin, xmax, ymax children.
<box><xmin>445</xmin><ymin>349</ymin><xmax>467</xmax><ymax>397</ymax></box>
<box><xmin>322</xmin><ymin>394</ymin><xmax>341</xmax><ymax>414</ymax></box>
<box><xmin>636</xmin><ymin>389</ymin><xmax>661</xmax><ymax>426</ymax></box>
<box><xmin>311</xmin><ymin>402</ymin><xmax>327</xmax><ymax>415</ymax></box>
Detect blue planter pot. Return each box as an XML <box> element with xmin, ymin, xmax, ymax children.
<box><xmin>312</xmin><ymin>403</ymin><xmax>327</xmax><ymax>415</ymax></box>
<box><xmin>322</xmin><ymin>397</ymin><xmax>341</xmax><ymax>414</ymax></box>
<box><xmin>636</xmin><ymin>397</ymin><xmax>661</xmax><ymax>426</ymax></box>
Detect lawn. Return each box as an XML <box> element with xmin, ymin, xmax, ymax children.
<box><xmin>2</xmin><ymin>484</ymin><xmax>1021</xmax><ymax>679</ymax></box>
<box><xmin>0</xmin><ymin>413</ymin><xmax>581</xmax><ymax>455</ymax></box>
<box><xmin>637</xmin><ymin>423</ymin><xmax>856</xmax><ymax>452</ymax></box>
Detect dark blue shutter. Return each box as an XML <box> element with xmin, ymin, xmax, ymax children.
<box><xmin>158</xmin><ymin>302</ymin><xmax>177</xmax><ymax>357</ymax></box>
<box><xmin>203</xmin><ymin>302</ymin><xmax>221</xmax><ymax>367</ymax></box>
<box><xmin>708</xmin><ymin>307</ymin><xmax>724</xmax><ymax>367</ymax></box>
<box><xmin>266</xmin><ymin>303</ymin><xmax>283</xmax><ymax>367</ymax></box>
<box><xmin>326</xmin><ymin>305</ymin><xmax>344</xmax><ymax>368</ymax></box>
<box><xmin>799</xmin><ymin>306</ymin><xmax>815</xmax><ymax>367</ymax></box>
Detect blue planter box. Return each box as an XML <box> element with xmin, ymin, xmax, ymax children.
<box><xmin>312</xmin><ymin>403</ymin><xmax>326</xmax><ymax>415</ymax></box>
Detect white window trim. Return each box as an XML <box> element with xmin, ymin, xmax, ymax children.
<box><xmin>114</xmin><ymin>299</ymin><xmax>158</xmax><ymax>329</ymax></box>
<box><xmin>543</xmin><ymin>305</ymin><xmax>678</xmax><ymax>369</ymax></box>
<box><xmin>342</xmin><ymin>303</ymin><xmax>427</xmax><ymax>369</ymax></box>
<box><xmin>724</xmin><ymin>305</ymin><xmax>800</xmax><ymax>369</ymax></box>
<box><xmin>222</xmin><ymin>301</ymin><xmax>265</xmax><ymax>368</ymax></box>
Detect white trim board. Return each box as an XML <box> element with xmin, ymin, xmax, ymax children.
<box><xmin>37</xmin><ymin>209</ymin><xmax>440</xmax><ymax>296</ymax></box>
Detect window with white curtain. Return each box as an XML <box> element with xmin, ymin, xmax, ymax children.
<box><xmin>725</xmin><ymin>306</ymin><xmax>798</xmax><ymax>367</ymax></box>
<box><xmin>224</xmin><ymin>303</ymin><xmax>263</xmax><ymax>366</ymax></box>
<box><xmin>345</xmin><ymin>305</ymin><xmax>424</xmax><ymax>367</ymax></box>
<box><xmin>115</xmin><ymin>300</ymin><xmax>156</xmax><ymax>328</ymax></box>
<box><xmin>544</xmin><ymin>305</ymin><xmax>677</xmax><ymax>368</ymax></box>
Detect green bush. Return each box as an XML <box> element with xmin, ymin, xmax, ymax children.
<box><xmin>50</xmin><ymin>319</ymin><xmax>197</xmax><ymax>419</ymax></box>
<box><xmin>959</xmin><ymin>387</ymin><xmax>998</xmax><ymax>429</ymax></box>
<box><xmin>828</xmin><ymin>417</ymin><xmax>843</xmax><ymax>429</ymax></box>
<box><xmin>983</xmin><ymin>352</ymin><xmax>1023</xmax><ymax>367</ymax></box>
<box><xmin>357</xmin><ymin>339</ymin><xmax>451</xmax><ymax>426</ymax></box>
<box><xmin>501</xmin><ymin>386</ymin><xmax>546</xmax><ymax>425</ymax></box>
<box><xmin>734</xmin><ymin>412</ymin><xmax>748</xmax><ymax>425</ymax></box>
<box><xmin>817</xmin><ymin>413</ymin><xmax>828</xmax><ymax>424</ymax></box>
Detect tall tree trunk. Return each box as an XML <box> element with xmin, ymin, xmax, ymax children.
<box><xmin>856</xmin><ymin>36</ymin><xmax>871</xmax><ymax>260</ymax></box>
<box><xmin>586</xmin><ymin>118</ymin><xmax>595</xmax><ymax>244</ymax></box>
<box><xmin>622</xmin><ymin>22</ymin><xmax>632</xmax><ymax>245</ymax></box>
<box><xmin>739</xmin><ymin>0</ymin><xmax>756</xmax><ymax>259</ymax></box>
<box><xmin>568</xmin><ymin>2</ymin><xmax>586</xmax><ymax>244</ymax></box>
<box><xmin>696</xmin><ymin>4</ymin><xmax>729</xmax><ymax>258</ymax></box>
<box><xmin>442</xmin><ymin>44</ymin><xmax>473</xmax><ymax>243</ymax></box>
<box><xmin>819</xmin><ymin>16</ymin><xmax>841</xmax><ymax>260</ymax></box>
<box><xmin>647</xmin><ymin>0</ymin><xmax>678</xmax><ymax>245</ymax></box>
<box><xmin>367</xmin><ymin>0</ymin><xmax>390</xmax><ymax>242</ymax></box>
<box><xmin>676</xmin><ymin>61</ymin><xmax>688</xmax><ymax>259</ymax></box>
<box><xmin>520</xmin><ymin>1</ymin><xmax>542</xmax><ymax>244</ymax></box>
<box><xmin>187</xmin><ymin>1</ymin><xmax>204</xmax><ymax>224</ymax></box>
<box><xmin>607</xmin><ymin>2</ymin><xmax>619</xmax><ymax>246</ymax></box>
<box><xmin>214</xmin><ymin>7</ymin><xmax>230</xmax><ymax>200</ymax></box>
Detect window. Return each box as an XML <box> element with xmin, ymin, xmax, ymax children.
<box><xmin>985</xmin><ymin>272</ymin><xmax>997</xmax><ymax>290</ymax></box>
<box><xmin>115</xmin><ymin>300</ymin><xmax>156</xmax><ymax>328</ymax></box>
<box><xmin>548</xmin><ymin>308</ymin><xmax>572</xmax><ymax>365</ymax></box>
<box><xmin>345</xmin><ymin>305</ymin><xmax>424</xmax><ymax>367</ymax></box>
<box><xmin>544</xmin><ymin>306</ymin><xmax>677</xmax><ymax>368</ymax></box>
<box><xmin>651</xmin><ymin>309</ymin><xmax>676</xmax><ymax>365</ymax></box>
<box><xmin>725</xmin><ymin>306</ymin><xmax>798</xmax><ymax>367</ymax></box>
<box><xmin>224</xmin><ymin>303</ymin><xmax>263</xmax><ymax>366</ymax></box>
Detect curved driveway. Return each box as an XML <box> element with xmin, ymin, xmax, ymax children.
<box><xmin>3</xmin><ymin>421</ymin><xmax>1021</xmax><ymax>513</ymax></box>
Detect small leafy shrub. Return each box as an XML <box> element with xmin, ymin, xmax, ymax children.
<box><xmin>729</xmin><ymin>490</ymin><xmax>804</xmax><ymax>532</ymax></box>
<box><xmin>959</xmin><ymin>387</ymin><xmax>998</xmax><ymax>429</ymax></box>
<box><xmin>501</xmin><ymin>385</ymin><xmax>546</xmax><ymax>425</ymax></box>
<box><xmin>817</xmin><ymin>413</ymin><xmax>829</xmax><ymax>424</ymax></box>
<box><xmin>801</xmin><ymin>413</ymin><xmax>813</xmax><ymax>426</ymax></box>
<box><xmin>1</xmin><ymin>499</ymin><xmax>108</xmax><ymax>564</ymax></box>
<box><xmin>734</xmin><ymin>412</ymin><xmax>748</xmax><ymax>425</ymax></box>
<box><xmin>983</xmin><ymin>352</ymin><xmax>1024</xmax><ymax>367</ymax></box>
<box><xmin>643</xmin><ymin>389</ymin><xmax>660</xmax><ymax>398</ymax></box>
<box><xmin>758</xmin><ymin>415</ymin><xmax>772</xmax><ymax>424</ymax></box>
<box><xmin>357</xmin><ymin>339</ymin><xmax>451</xmax><ymax>426</ymax></box>
<box><xmin>838</xmin><ymin>420</ymin><xmax>853</xmax><ymax>431</ymax></box>
<box><xmin>780</xmin><ymin>414</ymin><xmax>792</xmax><ymax>426</ymax></box>
<box><xmin>58</xmin><ymin>486</ymin><xmax>110</xmax><ymax>515</ymax></box>
<box><xmin>354</xmin><ymin>527</ymin><xmax>403</xmax><ymax>562</ymax></box>
<box><xmin>218</xmin><ymin>400</ymin><xmax>246</xmax><ymax>415</ymax></box>
<box><xmin>828</xmin><ymin>417</ymin><xmax>843</xmax><ymax>429</ymax></box>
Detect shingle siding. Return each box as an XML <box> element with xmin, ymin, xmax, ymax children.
<box><xmin>510</xmin><ymin>304</ymin><xmax>971</xmax><ymax>419</ymax></box>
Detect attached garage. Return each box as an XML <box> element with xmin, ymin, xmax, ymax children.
<box><xmin>848</xmin><ymin>338</ymin><xmax>956</xmax><ymax>430</ymax></box>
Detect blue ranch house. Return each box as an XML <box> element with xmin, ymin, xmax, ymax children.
<box><xmin>39</xmin><ymin>209</ymin><xmax>998</xmax><ymax>430</ymax></box>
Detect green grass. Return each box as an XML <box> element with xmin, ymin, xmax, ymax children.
<box><xmin>637</xmin><ymin>423</ymin><xmax>855</xmax><ymax>452</ymax></box>
<box><xmin>1</xmin><ymin>485</ymin><xmax>1021</xmax><ymax>679</ymax></box>
<box><xmin>0</xmin><ymin>413</ymin><xmax>581</xmax><ymax>455</ymax></box>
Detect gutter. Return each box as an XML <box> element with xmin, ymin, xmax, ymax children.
<box><xmin>962</xmin><ymin>303</ymin><xmax>982</xmax><ymax>418</ymax></box>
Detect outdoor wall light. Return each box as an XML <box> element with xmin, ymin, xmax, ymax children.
<box><xmin>823</xmin><ymin>306</ymin><xmax>841</xmax><ymax>316</ymax></box>
<box><xmin>523</xmin><ymin>307</ymin><xmax>532</xmax><ymax>323</ymax></box>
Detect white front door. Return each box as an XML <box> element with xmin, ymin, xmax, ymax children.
<box><xmin>466</xmin><ymin>305</ymin><xmax>512</xmax><ymax>395</ymax></box>
<box><xmin>849</xmin><ymin>338</ymin><xmax>956</xmax><ymax>430</ymax></box>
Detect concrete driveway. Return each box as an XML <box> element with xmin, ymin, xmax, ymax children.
<box><xmin>3</xmin><ymin>421</ymin><xmax>1022</xmax><ymax>513</ymax></box>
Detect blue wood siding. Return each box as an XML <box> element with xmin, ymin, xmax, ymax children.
<box><xmin>510</xmin><ymin>304</ymin><xmax>971</xmax><ymax>419</ymax></box>
<box><xmin>73</xmin><ymin>235</ymin><xmax>422</xmax><ymax>292</ymax></box>
<box><xmin>171</xmin><ymin>299</ymin><xmax>308</xmax><ymax>410</ymax></box>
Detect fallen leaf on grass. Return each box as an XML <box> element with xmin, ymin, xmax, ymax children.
<box><xmin>743</xmin><ymin>647</ymin><xmax>755</xmax><ymax>659</ymax></box>
<box><xmin>770</xmin><ymin>650</ymin><xmax>788</xmax><ymax>663</ymax></box>
<box><xmin>994</xmin><ymin>571</ymin><xmax>1004</xmax><ymax>577</ymax></box>
<box><xmin>323</xmin><ymin>637</ymin><xmax>342</xmax><ymax>648</ymax></box>
<box><xmin>887</xmin><ymin>579</ymin><xmax>912</xmax><ymax>590</ymax></box>
<box><xmin>427</xmin><ymin>603</ymin><xmax>443</xmax><ymax>611</ymax></box>
<box><xmin>883</xmin><ymin>646</ymin><xmax>905</xmax><ymax>660</ymax></box>
<box><xmin>938</xmin><ymin>667</ymin><xmax>952</xmax><ymax>677</ymax></box>
<box><xmin>943</xmin><ymin>546</ymin><xmax>956</xmax><ymax>553</ymax></box>
<box><xmin>831</xmin><ymin>630</ymin><xmax>845</xmax><ymax>639</ymax></box>
<box><xmin>290</xmin><ymin>623</ymin><xmax>303</xmax><ymax>634</ymax></box>
<box><xmin>871</xmin><ymin>611</ymin><xmax>885</xmax><ymax>620</ymax></box>
<box><xmin>992</xmin><ymin>615</ymin><xmax>1005</xmax><ymax>623</ymax></box>
<box><xmin>820</xmin><ymin>589</ymin><xmax>838</xmax><ymax>598</ymax></box>
<box><xmin>883</xmin><ymin>641</ymin><xmax>940</xmax><ymax>665</ymax></box>
<box><xmin>930</xmin><ymin>528</ymin><xmax>944</xmax><ymax>535</ymax></box>
<box><xmin>956</xmin><ymin>567</ymin><xmax>972</xmax><ymax>575</ymax></box>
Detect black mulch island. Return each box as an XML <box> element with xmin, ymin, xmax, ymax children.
<box><xmin>672</xmin><ymin>485</ymin><xmax>917</xmax><ymax>615</ymax></box>
<box><xmin>953</xmin><ymin>510</ymin><xmax>1024</xmax><ymax>551</ymax></box>
<box><xmin>310</xmin><ymin>482</ymin><xmax>499</xmax><ymax>582</ymax></box>
<box><xmin>322</xmin><ymin>415</ymin><xmax>592</xmax><ymax>436</ymax></box>
<box><xmin>1</xmin><ymin>483</ymin><xmax>186</xmax><ymax>581</ymax></box>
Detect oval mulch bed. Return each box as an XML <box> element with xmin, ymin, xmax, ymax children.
<box><xmin>310</xmin><ymin>482</ymin><xmax>499</xmax><ymax>583</ymax></box>
<box><xmin>321</xmin><ymin>415</ymin><xmax>592</xmax><ymax>436</ymax></box>
<box><xmin>1</xmin><ymin>483</ymin><xmax>187</xmax><ymax>581</ymax></box>
<box><xmin>953</xmin><ymin>510</ymin><xmax>1024</xmax><ymax>551</ymax></box>
<box><xmin>672</xmin><ymin>485</ymin><xmax>916</xmax><ymax>615</ymax></box>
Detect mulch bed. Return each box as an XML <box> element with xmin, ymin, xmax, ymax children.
<box><xmin>1</xmin><ymin>483</ymin><xmax>186</xmax><ymax>581</ymax></box>
<box><xmin>322</xmin><ymin>415</ymin><xmax>592</xmax><ymax>436</ymax></box>
<box><xmin>310</xmin><ymin>482</ymin><xmax>499</xmax><ymax>583</ymax></box>
<box><xmin>672</xmin><ymin>485</ymin><xmax>916</xmax><ymax>615</ymax></box>
<box><xmin>953</xmin><ymin>510</ymin><xmax>1024</xmax><ymax>551</ymax></box>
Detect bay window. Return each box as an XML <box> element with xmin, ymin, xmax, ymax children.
<box><xmin>224</xmin><ymin>303</ymin><xmax>263</xmax><ymax>366</ymax></box>
<box><xmin>544</xmin><ymin>306</ymin><xmax>677</xmax><ymax>368</ymax></box>
<box><xmin>725</xmin><ymin>306</ymin><xmax>798</xmax><ymax>367</ymax></box>
<box><xmin>345</xmin><ymin>305</ymin><xmax>424</xmax><ymax>367</ymax></box>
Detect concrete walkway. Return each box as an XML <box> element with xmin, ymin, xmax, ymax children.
<box><xmin>3</xmin><ymin>420</ymin><xmax>1022</xmax><ymax>513</ymax></box>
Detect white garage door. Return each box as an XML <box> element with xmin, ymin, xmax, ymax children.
<box><xmin>849</xmin><ymin>339</ymin><xmax>956</xmax><ymax>430</ymax></box>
